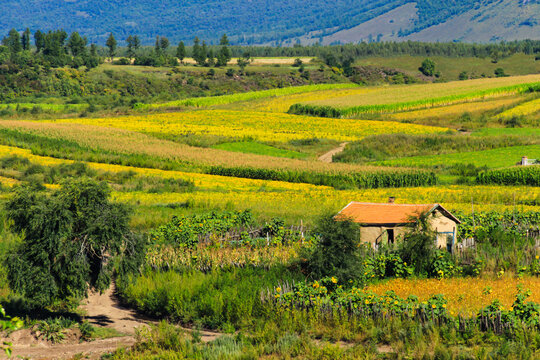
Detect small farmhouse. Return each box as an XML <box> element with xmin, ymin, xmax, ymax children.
<box><xmin>337</xmin><ymin>198</ymin><xmax>461</xmax><ymax>251</ymax></box>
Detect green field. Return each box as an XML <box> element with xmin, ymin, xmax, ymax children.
<box><xmin>375</xmin><ymin>145</ymin><xmax>540</xmax><ymax>169</ymax></box>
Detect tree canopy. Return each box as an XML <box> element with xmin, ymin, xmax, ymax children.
<box><xmin>5</xmin><ymin>179</ymin><xmax>137</xmax><ymax>308</ymax></box>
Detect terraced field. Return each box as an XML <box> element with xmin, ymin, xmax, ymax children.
<box><xmin>1</xmin><ymin>75</ymin><xmax>539</xmax><ymax>228</ymax></box>
<box><xmin>290</xmin><ymin>74</ymin><xmax>540</xmax><ymax>117</ymax></box>
<box><xmin>0</xmin><ymin>144</ymin><xmax>538</xmax><ymax>227</ymax></box>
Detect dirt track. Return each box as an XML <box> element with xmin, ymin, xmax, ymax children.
<box><xmin>318</xmin><ymin>142</ymin><xmax>348</xmax><ymax>163</ymax></box>
<box><xmin>6</xmin><ymin>287</ymin><xmax>221</xmax><ymax>359</ymax></box>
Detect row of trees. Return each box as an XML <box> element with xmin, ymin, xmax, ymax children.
<box><xmin>103</xmin><ymin>32</ymin><xmax>233</xmax><ymax>68</ymax></box>
<box><xmin>1</xmin><ymin>28</ymin><xmax>101</xmax><ymax>68</ymax></box>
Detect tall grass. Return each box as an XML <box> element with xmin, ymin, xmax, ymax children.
<box><xmin>117</xmin><ymin>267</ymin><xmax>302</xmax><ymax>330</ymax></box>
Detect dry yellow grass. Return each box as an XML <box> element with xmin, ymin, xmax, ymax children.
<box><xmin>367</xmin><ymin>277</ymin><xmax>540</xmax><ymax>316</ymax></box>
<box><xmin>225</xmin><ymin>88</ymin><xmax>376</xmax><ymax>113</ymax></box>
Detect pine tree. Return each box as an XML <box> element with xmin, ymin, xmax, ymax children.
<box><xmin>34</xmin><ymin>30</ymin><xmax>44</xmax><ymax>53</ymax></box>
<box><xmin>126</xmin><ymin>35</ymin><xmax>135</xmax><ymax>59</ymax></box>
<box><xmin>133</xmin><ymin>35</ymin><xmax>141</xmax><ymax>52</ymax></box>
<box><xmin>160</xmin><ymin>37</ymin><xmax>170</xmax><ymax>52</ymax></box>
<box><xmin>192</xmin><ymin>37</ymin><xmax>206</xmax><ymax>66</ymax></box>
<box><xmin>176</xmin><ymin>41</ymin><xmax>186</xmax><ymax>63</ymax></box>
<box><xmin>22</xmin><ymin>28</ymin><xmax>31</xmax><ymax>51</ymax></box>
<box><xmin>217</xmin><ymin>34</ymin><xmax>231</xmax><ymax>67</ymax></box>
<box><xmin>67</xmin><ymin>32</ymin><xmax>86</xmax><ymax>57</ymax></box>
<box><xmin>105</xmin><ymin>33</ymin><xmax>117</xmax><ymax>60</ymax></box>
<box><xmin>90</xmin><ymin>43</ymin><xmax>98</xmax><ymax>57</ymax></box>
<box><xmin>154</xmin><ymin>36</ymin><xmax>161</xmax><ymax>54</ymax></box>
<box><xmin>201</xmin><ymin>41</ymin><xmax>209</xmax><ymax>66</ymax></box>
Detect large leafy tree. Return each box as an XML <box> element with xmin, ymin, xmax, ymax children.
<box><xmin>5</xmin><ymin>179</ymin><xmax>136</xmax><ymax>308</ymax></box>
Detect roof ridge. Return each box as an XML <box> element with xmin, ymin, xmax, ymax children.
<box><xmin>348</xmin><ymin>202</ymin><xmax>437</xmax><ymax>207</ymax></box>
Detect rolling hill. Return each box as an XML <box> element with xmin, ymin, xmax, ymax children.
<box><xmin>0</xmin><ymin>0</ymin><xmax>538</xmax><ymax>45</ymax></box>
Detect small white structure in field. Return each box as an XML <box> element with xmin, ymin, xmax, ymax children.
<box><xmin>518</xmin><ymin>156</ymin><xmax>538</xmax><ymax>166</ymax></box>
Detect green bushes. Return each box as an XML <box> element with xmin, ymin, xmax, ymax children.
<box><xmin>303</xmin><ymin>215</ymin><xmax>362</xmax><ymax>281</ymax></box>
<box><xmin>150</xmin><ymin>210</ymin><xmax>256</xmax><ymax>248</ymax></box>
<box><xmin>476</xmin><ymin>165</ymin><xmax>540</xmax><ymax>186</ymax></box>
<box><xmin>208</xmin><ymin>165</ymin><xmax>437</xmax><ymax>189</ymax></box>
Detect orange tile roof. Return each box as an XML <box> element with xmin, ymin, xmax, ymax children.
<box><xmin>337</xmin><ymin>202</ymin><xmax>439</xmax><ymax>225</ymax></box>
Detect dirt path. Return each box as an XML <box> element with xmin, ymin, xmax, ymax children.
<box><xmin>318</xmin><ymin>142</ymin><xmax>348</xmax><ymax>163</ymax></box>
<box><xmin>82</xmin><ymin>286</ymin><xmax>149</xmax><ymax>335</ymax></box>
<box><xmin>8</xmin><ymin>287</ymin><xmax>221</xmax><ymax>359</ymax></box>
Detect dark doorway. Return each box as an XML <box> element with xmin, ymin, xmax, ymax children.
<box><xmin>387</xmin><ymin>229</ymin><xmax>395</xmax><ymax>244</ymax></box>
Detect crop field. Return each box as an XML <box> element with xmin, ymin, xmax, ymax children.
<box><xmin>495</xmin><ymin>97</ymin><xmax>540</xmax><ymax>119</ymax></box>
<box><xmin>144</xmin><ymin>83</ymin><xmax>358</xmax><ymax>109</ymax></box>
<box><xmin>354</xmin><ymin>54</ymin><xmax>540</xmax><ymax>80</ymax></box>
<box><xmin>212</xmin><ymin>141</ymin><xmax>309</xmax><ymax>158</ymax></box>
<box><xmin>0</xmin><ymin>144</ymin><xmax>538</xmax><ymax>227</ymax></box>
<box><xmin>389</xmin><ymin>97</ymin><xmax>521</xmax><ymax>121</ymax></box>
<box><xmin>367</xmin><ymin>277</ymin><xmax>540</xmax><ymax>315</ymax></box>
<box><xmin>376</xmin><ymin>145</ymin><xmax>540</xmax><ymax>169</ymax></box>
<box><xmin>224</xmin><ymin>87</ymin><xmax>375</xmax><ymax>113</ymax></box>
<box><xmin>0</xmin><ymin>102</ymin><xmax>87</xmax><ymax>112</ymax></box>
<box><xmin>0</xmin><ymin>120</ymin><xmax>441</xmax><ymax>186</ymax></box>
<box><xmin>290</xmin><ymin>75</ymin><xmax>540</xmax><ymax>116</ymax></box>
<box><xmin>46</xmin><ymin>110</ymin><xmax>448</xmax><ymax>143</ymax></box>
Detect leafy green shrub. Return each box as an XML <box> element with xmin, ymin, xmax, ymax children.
<box><xmin>304</xmin><ymin>214</ymin><xmax>362</xmax><ymax>282</ymax></box>
<box><xmin>36</xmin><ymin>317</ymin><xmax>75</xmax><ymax>343</ymax></box>
<box><xmin>429</xmin><ymin>250</ymin><xmax>461</xmax><ymax>279</ymax></box>
<box><xmin>398</xmin><ymin>213</ymin><xmax>437</xmax><ymax>275</ymax></box>
<box><xmin>150</xmin><ymin>210</ymin><xmax>256</xmax><ymax>248</ymax></box>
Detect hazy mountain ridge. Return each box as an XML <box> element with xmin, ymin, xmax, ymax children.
<box><xmin>0</xmin><ymin>0</ymin><xmax>538</xmax><ymax>45</ymax></box>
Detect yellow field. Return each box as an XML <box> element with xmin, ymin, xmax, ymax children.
<box><xmin>46</xmin><ymin>110</ymin><xmax>448</xmax><ymax>143</ymax></box>
<box><xmin>390</xmin><ymin>97</ymin><xmax>521</xmax><ymax>121</ymax></box>
<box><xmin>496</xmin><ymin>97</ymin><xmax>540</xmax><ymax>119</ymax></box>
<box><xmin>1</xmin><ymin>144</ymin><xmax>538</xmax><ymax>222</ymax></box>
<box><xmin>302</xmin><ymin>75</ymin><xmax>540</xmax><ymax>108</ymax></box>
<box><xmin>368</xmin><ymin>277</ymin><xmax>540</xmax><ymax>316</ymax></box>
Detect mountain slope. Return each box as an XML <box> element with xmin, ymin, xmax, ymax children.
<box><xmin>0</xmin><ymin>0</ymin><xmax>538</xmax><ymax>44</ymax></box>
